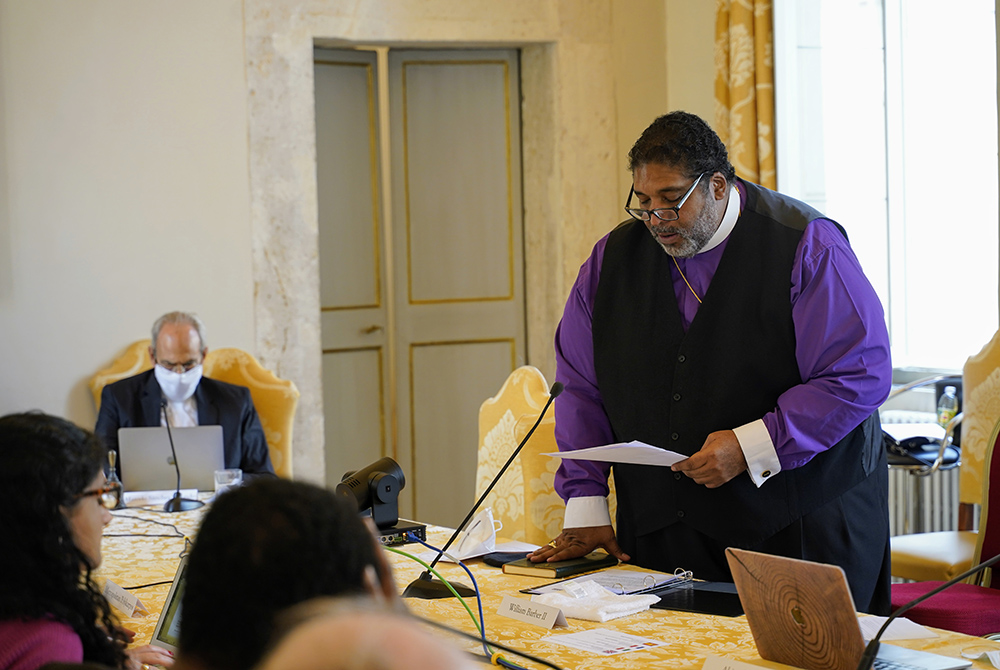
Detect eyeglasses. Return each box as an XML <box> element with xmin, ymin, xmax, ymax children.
<box><xmin>75</xmin><ymin>483</ymin><xmax>122</xmax><ymax>510</ymax></box>
<box><xmin>156</xmin><ymin>359</ymin><xmax>201</xmax><ymax>373</ymax></box>
<box><xmin>624</xmin><ymin>172</ymin><xmax>706</xmax><ymax>222</ymax></box>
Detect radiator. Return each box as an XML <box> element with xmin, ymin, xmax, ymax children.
<box><xmin>888</xmin><ymin>465</ymin><xmax>961</xmax><ymax>536</ymax></box>
<box><xmin>882</xmin><ymin>408</ymin><xmax>969</xmax><ymax>536</ymax></box>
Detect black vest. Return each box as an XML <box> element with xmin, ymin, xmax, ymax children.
<box><xmin>592</xmin><ymin>180</ymin><xmax>883</xmax><ymax>546</ymax></box>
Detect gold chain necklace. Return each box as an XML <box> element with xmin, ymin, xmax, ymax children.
<box><xmin>672</xmin><ymin>256</ymin><xmax>702</xmax><ymax>304</ymax></box>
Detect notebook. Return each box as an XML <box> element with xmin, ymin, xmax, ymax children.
<box><xmin>150</xmin><ymin>555</ymin><xmax>188</xmax><ymax>652</ymax></box>
<box><xmin>725</xmin><ymin>548</ymin><xmax>971</xmax><ymax>670</ymax></box>
<box><xmin>118</xmin><ymin>426</ymin><xmax>225</xmax><ymax>492</ymax></box>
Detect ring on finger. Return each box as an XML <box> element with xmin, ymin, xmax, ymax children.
<box><xmin>548</xmin><ymin>540</ymin><xmax>557</xmax><ymax>548</ymax></box>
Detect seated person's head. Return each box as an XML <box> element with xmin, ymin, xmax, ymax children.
<box><xmin>178</xmin><ymin>478</ymin><xmax>394</xmax><ymax>670</ymax></box>
<box><xmin>254</xmin><ymin>598</ymin><xmax>477</xmax><ymax>670</ymax></box>
<box><xmin>149</xmin><ymin>311</ymin><xmax>208</xmax><ymax>402</ymax></box>
<box><xmin>0</xmin><ymin>412</ymin><xmax>127</xmax><ymax>666</ymax></box>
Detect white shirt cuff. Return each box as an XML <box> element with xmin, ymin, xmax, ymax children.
<box><xmin>564</xmin><ymin>495</ymin><xmax>613</xmax><ymax>528</ymax></box>
<box><xmin>733</xmin><ymin>419</ymin><xmax>781</xmax><ymax>488</ymax></box>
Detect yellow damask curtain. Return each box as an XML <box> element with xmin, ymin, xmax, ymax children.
<box><xmin>714</xmin><ymin>0</ymin><xmax>776</xmax><ymax>189</ymax></box>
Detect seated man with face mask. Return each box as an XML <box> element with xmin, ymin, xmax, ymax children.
<box><xmin>95</xmin><ymin>311</ymin><xmax>275</xmax><ymax>481</ymax></box>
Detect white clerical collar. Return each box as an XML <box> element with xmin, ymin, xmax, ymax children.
<box><xmin>697</xmin><ymin>183</ymin><xmax>740</xmax><ymax>255</ymax></box>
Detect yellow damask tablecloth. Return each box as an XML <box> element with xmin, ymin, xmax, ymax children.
<box><xmin>95</xmin><ymin>501</ymin><xmax>204</xmax><ymax>645</ymax></box>
<box><xmin>97</xmin><ymin>506</ymin><xmax>1000</xmax><ymax>669</ymax></box>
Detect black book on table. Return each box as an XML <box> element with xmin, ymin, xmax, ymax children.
<box><xmin>501</xmin><ymin>551</ymin><xmax>618</xmax><ymax>578</ymax></box>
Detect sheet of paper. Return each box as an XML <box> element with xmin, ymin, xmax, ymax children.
<box><xmin>123</xmin><ymin>489</ymin><xmax>199</xmax><ymax>507</ymax></box>
<box><xmin>858</xmin><ymin>615</ymin><xmax>938</xmax><ymax>640</ymax></box>
<box><xmin>540</xmin><ymin>629</ymin><xmax>665</xmax><ymax>655</ymax></box>
<box><xmin>527</xmin><ymin>568</ymin><xmax>683</xmax><ymax>596</ymax></box>
<box><xmin>543</xmin><ymin>441</ymin><xmax>686</xmax><ymax>467</ymax></box>
<box><xmin>882</xmin><ymin>422</ymin><xmax>945</xmax><ymax>442</ymax></box>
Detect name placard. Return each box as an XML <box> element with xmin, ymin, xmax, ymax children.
<box><xmin>497</xmin><ymin>595</ymin><xmax>566</xmax><ymax>629</ymax></box>
<box><xmin>103</xmin><ymin>579</ymin><xmax>148</xmax><ymax>617</ymax></box>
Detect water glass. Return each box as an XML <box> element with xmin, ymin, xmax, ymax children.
<box><xmin>214</xmin><ymin>468</ymin><xmax>243</xmax><ymax>496</ymax></box>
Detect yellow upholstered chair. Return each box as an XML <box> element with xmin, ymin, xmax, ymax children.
<box><xmin>475</xmin><ymin>366</ymin><xmax>616</xmax><ymax>546</ymax></box>
<box><xmin>89</xmin><ymin>339</ymin><xmax>299</xmax><ymax>479</ymax></box>
<box><xmin>890</xmin><ymin>329</ymin><xmax>1000</xmax><ymax>582</ymax></box>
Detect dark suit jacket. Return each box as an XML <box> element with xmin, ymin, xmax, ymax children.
<box><xmin>95</xmin><ymin>369</ymin><xmax>275</xmax><ymax>479</ymax></box>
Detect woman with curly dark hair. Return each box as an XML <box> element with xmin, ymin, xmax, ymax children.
<box><xmin>0</xmin><ymin>411</ymin><xmax>173</xmax><ymax>670</ymax></box>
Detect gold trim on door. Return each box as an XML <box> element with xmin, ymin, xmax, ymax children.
<box><xmin>322</xmin><ymin>345</ymin><xmax>389</xmax><ymax>460</ymax></box>
<box><xmin>401</xmin><ymin>60</ymin><xmax>514</xmax><ymax>306</ymax></box>
<box><xmin>406</xmin><ymin>338</ymin><xmax>515</xmax><ymax>515</ymax></box>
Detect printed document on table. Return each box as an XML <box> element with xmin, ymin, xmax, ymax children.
<box><xmin>858</xmin><ymin>615</ymin><xmax>938</xmax><ymax>640</ymax></box>
<box><xmin>543</xmin><ymin>441</ymin><xmax>686</xmax><ymax>467</ymax></box>
<box><xmin>540</xmin><ymin>629</ymin><xmax>665</xmax><ymax>656</ymax></box>
<box><xmin>524</xmin><ymin>568</ymin><xmax>688</xmax><ymax>596</ymax></box>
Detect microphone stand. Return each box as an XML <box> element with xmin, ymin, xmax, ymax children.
<box><xmin>161</xmin><ymin>402</ymin><xmax>204</xmax><ymax>513</ymax></box>
<box><xmin>402</xmin><ymin>381</ymin><xmax>564</xmax><ymax>599</ymax></box>
<box><xmin>856</xmin><ymin>551</ymin><xmax>1000</xmax><ymax>669</ymax></box>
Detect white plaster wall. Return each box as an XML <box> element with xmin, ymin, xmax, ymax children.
<box><xmin>665</xmin><ymin>0</ymin><xmax>717</xmax><ymax>123</ymax></box>
<box><xmin>612</xmin><ymin>0</ymin><xmax>669</xmax><ymax>200</ymax></box>
<box><xmin>610</xmin><ymin>1</ymin><xmax>716</xmax><ymax>208</ymax></box>
<box><xmin>0</xmin><ymin>0</ymin><xmax>255</xmax><ymax>424</ymax></box>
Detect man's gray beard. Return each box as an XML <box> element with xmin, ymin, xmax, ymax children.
<box><xmin>648</xmin><ymin>201</ymin><xmax>720</xmax><ymax>258</ymax></box>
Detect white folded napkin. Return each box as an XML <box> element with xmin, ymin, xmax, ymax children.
<box><xmin>530</xmin><ymin>580</ymin><xmax>660</xmax><ymax>622</ymax></box>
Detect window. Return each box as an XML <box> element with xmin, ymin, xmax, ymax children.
<box><xmin>775</xmin><ymin>0</ymin><xmax>999</xmax><ymax>372</ymax></box>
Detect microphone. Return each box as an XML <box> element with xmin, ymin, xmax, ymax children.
<box><xmin>161</xmin><ymin>401</ymin><xmax>204</xmax><ymax>513</ymax></box>
<box><xmin>856</xmin><ymin>551</ymin><xmax>1000</xmax><ymax>669</ymax></box>
<box><xmin>402</xmin><ymin>381</ymin><xmax>563</xmax><ymax>599</ymax></box>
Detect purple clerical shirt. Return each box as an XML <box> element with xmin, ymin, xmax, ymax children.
<box><xmin>553</xmin><ymin>183</ymin><xmax>892</xmax><ymax>502</ymax></box>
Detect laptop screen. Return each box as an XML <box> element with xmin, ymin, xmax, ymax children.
<box><xmin>151</xmin><ymin>556</ymin><xmax>188</xmax><ymax>652</ymax></box>
<box><xmin>117</xmin><ymin>426</ymin><xmax>224</xmax><ymax>492</ymax></box>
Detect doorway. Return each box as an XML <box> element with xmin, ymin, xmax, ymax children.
<box><xmin>315</xmin><ymin>47</ymin><xmax>526</xmax><ymax>527</ymax></box>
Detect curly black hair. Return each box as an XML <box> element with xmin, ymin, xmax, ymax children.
<box><xmin>0</xmin><ymin>412</ymin><xmax>128</xmax><ymax>667</ymax></box>
<box><xmin>627</xmin><ymin>111</ymin><xmax>736</xmax><ymax>183</ymax></box>
<box><xmin>178</xmin><ymin>478</ymin><xmax>381</xmax><ymax>670</ymax></box>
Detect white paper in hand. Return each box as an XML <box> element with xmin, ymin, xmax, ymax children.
<box><xmin>543</xmin><ymin>441</ymin><xmax>686</xmax><ymax>467</ymax></box>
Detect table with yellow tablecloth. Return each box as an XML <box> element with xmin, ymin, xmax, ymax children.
<box><xmin>95</xmin><ymin>501</ymin><xmax>204</xmax><ymax>644</ymax></box>
<box><xmin>97</xmin><ymin>505</ymin><xmax>1000</xmax><ymax>669</ymax></box>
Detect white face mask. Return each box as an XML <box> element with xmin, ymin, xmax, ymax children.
<box><xmin>453</xmin><ymin>506</ymin><xmax>502</xmax><ymax>560</ymax></box>
<box><xmin>154</xmin><ymin>364</ymin><xmax>203</xmax><ymax>403</ymax></box>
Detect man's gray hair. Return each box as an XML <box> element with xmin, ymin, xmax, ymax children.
<box><xmin>150</xmin><ymin>311</ymin><xmax>208</xmax><ymax>358</ymax></box>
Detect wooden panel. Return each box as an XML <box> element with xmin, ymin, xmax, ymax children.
<box><xmin>322</xmin><ymin>348</ymin><xmax>386</xmax><ymax>488</ymax></box>
<box><xmin>402</xmin><ymin>60</ymin><xmax>513</xmax><ymax>304</ymax></box>
<box><xmin>409</xmin><ymin>340</ymin><xmax>514</xmax><ymax>527</ymax></box>
<box><xmin>315</xmin><ymin>56</ymin><xmax>381</xmax><ymax>310</ymax></box>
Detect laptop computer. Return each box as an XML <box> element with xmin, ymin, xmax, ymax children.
<box><xmin>151</xmin><ymin>555</ymin><xmax>188</xmax><ymax>653</ymax></box>
<box><xmin>118</xmin><ymin>426</ymin><xmax>224</xmax><ymax>492</ymax></box>
<box><xmin>725</xmin><ymin>547</ymin><xmax>971</xmax><ymax>670</ymax></box>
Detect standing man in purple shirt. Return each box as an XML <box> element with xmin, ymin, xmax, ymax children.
<box><xmin>528</xmin><ymin>112</ymin><xmax>892</xmax><ymax>614</ymax></box>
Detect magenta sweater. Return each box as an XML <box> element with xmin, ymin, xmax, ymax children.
<box><xmin>0</xmin><ymin>618</ymin><xmax>83</xmax><ymax>670</ymax></box>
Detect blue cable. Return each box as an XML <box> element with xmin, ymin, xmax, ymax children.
<box><xmin>404</xmin><ymin>533</ymin><xmax>527</xmax><ymax>670</ymax></box>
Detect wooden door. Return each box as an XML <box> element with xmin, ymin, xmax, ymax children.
<box><xmin>316</xmin><ymin>48</ymin><xmax>525</xmax><ymax>527</ymax></box>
